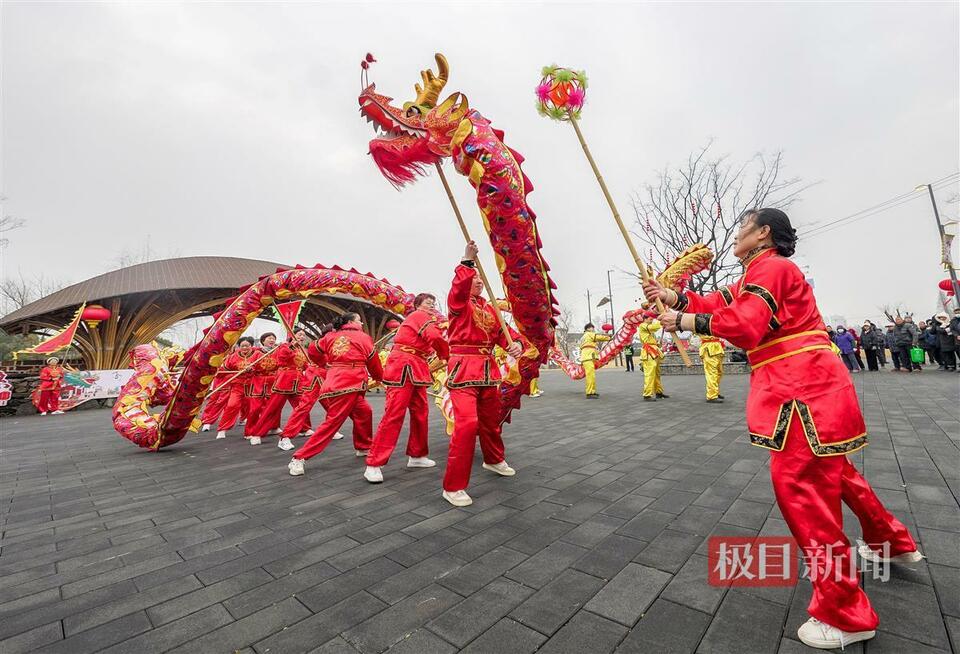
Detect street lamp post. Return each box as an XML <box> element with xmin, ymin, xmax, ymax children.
<box><xmin>918</xmin><ymin>184</ymin><xmax>960</xmax><ymax>301</ymax></box>
<box><xmin>586</xmin><ymin>289</ymin><xmax>593</xmax><ymax>326</ymax></box>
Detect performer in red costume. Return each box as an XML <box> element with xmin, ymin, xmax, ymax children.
<box><xmin>280</xmin><ymin>325</ymin><xmax>348</xmax><ymax>444</ymax></box>
<box><xmin>214</xmin><ymin>336</ymin><xmax>261</xmax><ymax>439</ymax></box>
<box><xmin>441</xmin><ymin>241</ymin><xmax>522</xmax><ymax>507</ymax></box>
<box><xmin>200</xmin><ymin>351</ymin><xmax>235</xmax><ymax>431</ymax></box>
<box><xmin>247</xmin><ymin>330</ymin><xmax>311</xmax><ymax>448</ymax></box>
<box><xmin>243</xmin><ymin>332</ymin><xmax>278</xmax><ymax>438</ymax></box>
<box><xmin>645</xmin><ymin>208</ymin><xmax>920</xmax><ymax>651</ymax></box>
<box><xmin>287</xmin><ymin>312</ymin><xmax>383</xmax><ymax>477</ymax></box>
<box><xmin>364</xmin><ymin>293</ymin><xmax>450</xmax><ymax>483</ymax></box>
<box><xmin>33</xmin><ymin>356</ymin><xmax>66</xmax><ymax>415</ymax></box>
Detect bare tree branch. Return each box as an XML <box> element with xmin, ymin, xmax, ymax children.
<box><xmin>632</xmin><ymin>142</ymin><xmax>812</xmax><ymax>293</ymax></box>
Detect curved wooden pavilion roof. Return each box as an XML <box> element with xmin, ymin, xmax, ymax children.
<box><xmin>1</xmin><ymin>257</ymin><xmax>402</xmax><ymax>369</ymax></box>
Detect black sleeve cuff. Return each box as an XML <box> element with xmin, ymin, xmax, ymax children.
<box><xmin>693</xmin><ymin>314</ymin><xmax>713</xmax><ymax>336</ymax></box>
<box><xmin>673</xmin><ymin>292</ymin><xmax>689</xmax><ymax>311</ymax></box>
<box><xmin>460</xmin><ymin>259</ymin><xmax>476</xmax><ymax>268</ymax></box>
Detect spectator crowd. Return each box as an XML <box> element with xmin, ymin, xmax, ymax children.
<box><xmin>825</xmin><ymin>307</ymin><xmax>960</xmax><ymax>373</ymax></box>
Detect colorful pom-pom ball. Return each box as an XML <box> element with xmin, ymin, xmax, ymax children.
<box><xmin>535</xmin><ymin>65</ymin><xmax>588</xmax><ymax>121</ymax></box>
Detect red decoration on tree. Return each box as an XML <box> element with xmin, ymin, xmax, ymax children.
<box><xmin>940</xmin><ymin>279</ymin><xmax>956</xmax><ymax>296</ymax></box>
<box><xmin>601</xmin><ymin>323</ymin><xmax>613</xmax><ymax>332</ymax></box>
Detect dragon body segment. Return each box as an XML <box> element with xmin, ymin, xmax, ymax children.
<box><xmin>360</xmin><ymin>54</ymin><xmax>558</xmax><ymax>422</ymax></box>
<box><xmin>114</xmin><ymin>266</ymin><xmax>415</xmax><ymax>449</ymax></box>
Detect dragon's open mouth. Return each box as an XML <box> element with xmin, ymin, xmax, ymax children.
<box><xmin>359</xmin><ymin>85</ymin><xmax>426</xmax><ymax>141</ymax></box>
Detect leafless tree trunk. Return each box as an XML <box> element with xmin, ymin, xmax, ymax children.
<box><xmin>554</xmin><ymin>304</ymin><xmax>576</xmax><ymax>357</ymax></box>
<box><xmin>631</xmin><ymin>141</ymin><xmax>812</xmax><ymax>293</ymax></box>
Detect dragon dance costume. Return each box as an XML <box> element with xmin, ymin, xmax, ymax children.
<box><xmin>292</xmin><ymin>323</ymin><xmax>383</xmax><ymax>463</ymax></box>
<box><xmin>677</xmin><ymin>247</ymin><xmax>917</xmax><ymax>633</ymax></box>
<box><xmin>442</xmin><ymin>262</ymin><xmax>511</xmax><ymax>493</ymax></box>
<box><xmin>699</xmin><ymin>335</ymin><xmax>724</xmax><ymax>401</ymax></box>
<box><xmin>247</xmin><ymin>343</ymin><xmax>310</xmax><ymax>439</ymax></box>
<box><xmin>215</xmin><ymin>348</ymin><xmax>261</xmax><ymax>433</ymax></box>
<box><xmin>366</xmin><ymin>309</ymin><xmax>449</xmax><ymax>468</ymax></box>
<box><xmin>33</xmin><ymin>362</ymin><xmax>65</xmax><ymax>414</ymax></box>
<box><xmin>281</xmin><ymin>341</ymin><xmax>327</xmax><ymax>439</ymax></box>
<box><xmin>578</xmin><ymin>330</ymin><xmax>610</xmax><ymax>397</ymax></box>
<box><xmin>637</xmin><ymin>319</ymin><xmax>665</xmax><ymax>399</ymax></box>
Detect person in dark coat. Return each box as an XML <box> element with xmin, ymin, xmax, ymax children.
<box><xmin>835</xmin><ymin>326</ymin><xmax>858</xmax><ymax>372</ymax></box>
<box><xmin>934</xmin><ymin>313</ymin><xmax>957</xmax><ymax>371</ymax></box>
<box><xmin>860</xmin><ymin>322</ymin><xmax>884</xmax><ymax>371</ymax></box>
<box><xmin>918</xmin><ymin>320</ymin><xmax>939</xmax><ymax>367</ymax></box>
<box><xmin>884</xmin><ymin>324</ymin><xmax>901</xmax><ymax>370</ymax></box>
<box><xmin>892</xmin><ymin>317</ymin><xmax>919</xmax><ymax>372</ymax></box>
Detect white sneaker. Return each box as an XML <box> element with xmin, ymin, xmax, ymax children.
<box><xmin>797</xmin><ymin>617</ymin><xmax>875</xmax><ymax>649</ymax></box>
<box><xmin>40</xmin><ymin>412</ymin><xmax>47</xmax><ymax>416</ymax></box>
<box><xmin>333</xmin><ymin>432</ymin><xmax>345</xmax><ymax>440</ymax></box>
<box><xmin>240</xmin><ymin>419</ymin><xmax>246</xmax><ymax>426</ymax></box>
<box><xmin>857</xmin><ymin>542</ymin><xmax>925</xmax><ymax>564</ymax></box>
<box><xmin>201</xmin><ymin>424</ymin><xmax>212</xmax><ymax>432</ymax></box>
<box><xmin>530</xmin><ymin>392</ymin><xmax>543</xmax><ymax>398</ymax></box>
<box><xmin>249</xmin><ymin>436</ymin><xmax>262</xmax><ymax>445</ymax></box>
<box><xmin>364</xmin><ymin>466</ymin><xmax>383</xmax><ymax>483</ymax></box>
<box><xmin>52</xmin><ymin>410</ymin><xmax>64</xmax><ymax>415</ymax></box>
<box><xmin>407</xmin><ymin>457</ymin><xmax>436</xmax><ymax>468</ymax></box>
<box><xmin>304</xmin><ymin>429</ymin><xmax>315</xmax><ymax>436</ymax></box>
<box><xmin>277</xmin><ymin>437</ymin><xmax>294</xmax><ymax>451</ymax></box>
<box><xmin>355</xmin><ymin>449</ymin><xmax>369</xmax><ymax>457</ymax></box>
<box><xmin>268</xmin><ymin>428</ymin><xmax>281</xmax><ymax>435</ymax></box>
<box><xmin>288</xmin><ymin>458</ymin><xmax>305</xmax><ymax>476</ymax></box>
<box><xmin>482</xmin><ymin>461</ymin><xmax>516</xmax><ymax>476</ymax></box>
<box><xmin>442</xmin><ymin>489</ymin><xmax>473</xmax><ymax>507</ymax></box>
<box><xmin>215</xmin><ymin>431</ymin><xmax>227</xmax><ymax>440</ymax></box>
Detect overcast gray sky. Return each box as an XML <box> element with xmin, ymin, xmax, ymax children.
<box><xmin>3</xmin><ymin>1</ymin><xmax>958</xmax><ymax>333</ymax></box>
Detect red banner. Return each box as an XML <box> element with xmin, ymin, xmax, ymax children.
<box><xmin>273</xmin><ymin>301</ymin><xmax>304</xmax><ymax>331</ymax></box>
<box><xmin>14</xmin><ymin>303</ymin><xmax>86</xmax><ymax>360</ymax></box>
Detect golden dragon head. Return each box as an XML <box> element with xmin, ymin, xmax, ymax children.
<box><xmin>358</xmin><ymin>53</ymin><xmax>470</xmax><ymax>187</ymax></box>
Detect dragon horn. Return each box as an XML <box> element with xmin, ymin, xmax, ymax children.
<box><xmin>414</xmin><ymin>52</ymin><xmax>449</xmax><ymax>108</ymax></box>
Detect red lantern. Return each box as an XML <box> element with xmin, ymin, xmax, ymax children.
<box><xmin>385</xmin><ymin>319</ymin><xmax>401</xmax><ymax>331</ymax></box>
<box><xmin>601</xmin><ymin>323</ymin><xmax>614</xmax><ymax>332</ymax></box>
<box><xmin>81</xmin><ymin>304</ymin><xmax>112</xmax><ymax>328</ymax></box>
<box><xmin>939</xmin><ymin>279</ymin><xmax>956</xmax><ymax>296</ymax></box>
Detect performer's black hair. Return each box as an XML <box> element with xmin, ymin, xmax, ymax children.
<box><xmin>742</xmin><ymin>208</ymin><xmax>798</xmax><ymax>257</ymax></box>
<box><xmin>238</xmin><ymin>336</ymin><xmax>255</xmax><ymax>346</ymax></box>
<box><xmin>584</xmin><ymin>323</ymin><xmax>595</xmax><ymax>330</ymax></box>
<box><xmin>333</xmin><ymin>313</ymin><xmax>359</xmax><ymax>330</ymax></box>
<box><xmin>259</xmin><ymin>332</ymin><xmax>276</xmax><ymax>345</ymax></box>
<box><xmin>320</xmin><ymin>323</ymin><xmax>335</xmax><ymax>336</ymax></box>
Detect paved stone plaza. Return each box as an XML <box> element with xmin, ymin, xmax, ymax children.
<box><xmin>1</xmin><ymin>369</ymin><xmax>957</xmax><ymax>653</ymax></box>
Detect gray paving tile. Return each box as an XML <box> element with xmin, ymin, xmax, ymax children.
<box><xmin>460</xmin><ymin>618</ymin><xmax>547</xmax><ymax>654</ymax></box>
<box><xmin>616</xmin><ymin>599</ymin><xmax>711</xmax><ymax>653</ymax></box>
<box><xmin>509</xmin><ymin>568</ymin><xmax>605</xmax><ymax>636</ymax></box>
<box><xmin>342</xmin><ymin>585</ymin><xmax>462</xmax><ymax>653</ymax></box>
<box><xmin>585</xmin><ymin>562</ymin><xmax>672</xmax><ymax>627</ymax></box>
<box><xmin>428</xmin><ymin>577</ymin><xmax>534</xmax><ymax>647</ymax></box>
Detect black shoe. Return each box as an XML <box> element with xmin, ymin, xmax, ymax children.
<box><xmin>656</xmin><ymin>393</ymin><xmax>670</xmax><ymax>399</ymax></box>
<box><xmin>707</xmin><ymin>398</ymin><xmax>724</xmax><ymax>403</ymax></box>
<box><xmin>643</xmin><ymin>396</ymin><xmax>656</xmax><ymax>402</ymax></box>
<box><xmin>717</xmin><ymin>394</ymin><xmax>725</xmax><ymax>399</ymax></box>
<box><xmin>586</xmin><ymin>394</ymin><xmax>599</xmax><ymax>399</ymax></box>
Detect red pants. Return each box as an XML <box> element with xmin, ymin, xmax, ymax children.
<box><xmin>442</xmin><ymin>386</ymin><xmax>505</xmax><ymax>492</ymax></box>
<box><xmin>366</xmin><ymin>383</ymin><xmax>430</xmax><ymax>467</ymax></box>
<box><xmin>249</xmin><ymin>392</ymin><xmax>300</xmax><ymax>437</ymax></box>
<box><xmin>770</xmin><ymin>417</ymin><xmax>916</xmax><ymax>632</ymax></box>
<box><xmin>200</xmin><ymin>385</ymin><xmax>229</xmax><ymax>424</ymax></box>
<box><xmin>293</xmin><ymin>392</ymin><xmax>373</xmax><ymax>461</ymax></box>
<box><xmin>243</xmin><ymin>395</ymin><xmax>269</xmax><ymax>436</ymax></box>
<box><xmin>282</xmin><ymin>387</ymin><xmax>322</xmax><ymax>438</ymax></box>
<box><xmin>34</xmin><ymin>389</ymin><xmax>60</xmax><ymax>413</ymax></box>
<box><xmin>216</xmin><ymin>385</ymin><xmax>249</xmax><ymax>431</ymax></box>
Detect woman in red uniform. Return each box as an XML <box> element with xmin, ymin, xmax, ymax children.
<box><xmin>243</xmin><ymin>332</ymin><xmax>278</xmax><ymax>438</ymax></box>
<box><xmin>214</xmin><ymin>337</ymin><xmax>260</xmax><ymax>439</ymax></box>
<box><xmin>364</xmin><ymin>293</ymin><xmax>449</xmax><ymax>483</ymax></box>
<box><xmin>280</xmin><ymin>325</ymin><xmax>347</xmax><ymax>443</ymax></box>
<box><xmin>33</xmin><ymin>357</ymin><xmax>66</xmax><ymax>415</ymax></box>
<box><xmin>248</xmin><ymin>331</ymin><xmax>311</xmax><ymax>449</ymax></box>
<box><xmin>200</xmin><ymin>352</ymin><xmax>235</xmax><ymax>431</ymax></box>
<box><xmin>644</xmin><ymin>208</ymin><xmax>920</xmax><ymax>650</ymax></box>
<box><xmin>441</xmin><ymin>241</ymin><xmax>522</xmax><ymax>507</ymax></box>
<box><xmin>287</xmin><ymin>313</ymin><xmax>383</xmax><ymax>477</ymax></box>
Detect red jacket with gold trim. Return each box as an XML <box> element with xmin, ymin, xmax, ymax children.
<box><xmin>39</xmin><ymin>365</ymin><xmax>64</xmax><ymax>391</ymax></box>
<box><xmin>676</xmin><ymin>248</ymin><xmax>865</xmax><ymax>455</ymax></box>
<box><xmin>223</xmin><ymin>349</ymin><xmax>261</xmax><ymax>396</ymax></box>
<box><xmin>299</xmin><ymin>341</ymin><xmax>327</xmax><ymax>392</ymax></box>
<box><xmin>383</xmin><ymin>309</ymin><xmax>450</xmax><ymax>387</ymax></box>
<box><xmin>248</xmin><ymin>347</ymin><xmax>278</xmax><ymax>398</ymax></box>
<box><xmin>315</xmin><ymin>323</ymin><xmax>383</xmax><ymax>399</ymax></box>
<box><xmin>270</xmin><ymin>343</ymin><xmax>308</xmax><ymax>394</ymax></box>
<box><xmin>446</xmin><ymin>264</ymin><xmax>509</xmax><ymax>388</ymax></box>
